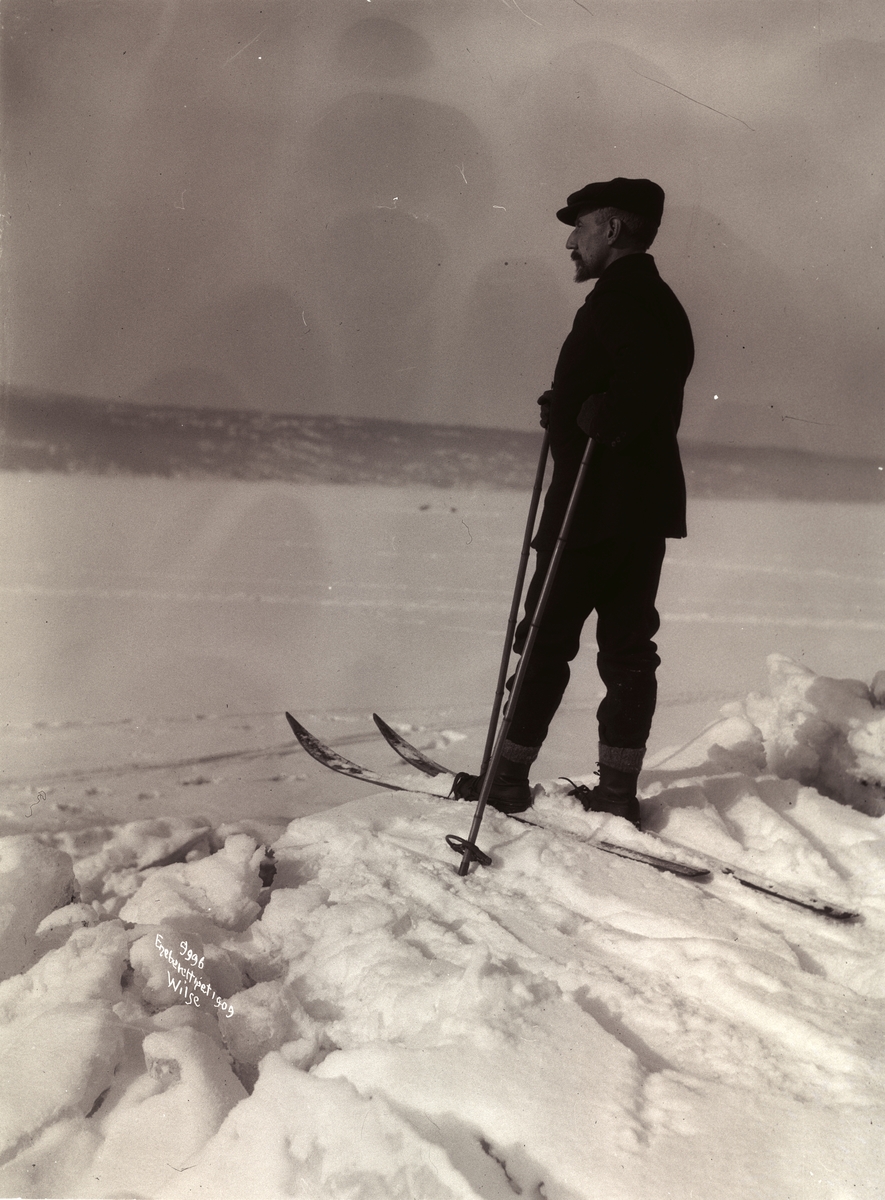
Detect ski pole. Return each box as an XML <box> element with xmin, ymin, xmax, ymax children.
<box><xmin>479</xmin><ymin>429</ymin><xmax>550</xmax><ymax>776</ymax></box>
<box><xmin>456</xmin><ymin>435</ymin><xmax>597</xmax><ymax>876</ymax></box>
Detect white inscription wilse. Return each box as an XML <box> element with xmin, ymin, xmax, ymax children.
<box><xmin>155</xmin><ymin>933</ymin><xmax>234</xmax><ymax>1016</ymax></box>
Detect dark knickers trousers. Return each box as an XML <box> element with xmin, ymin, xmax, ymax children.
<box><xmin>507</xmin><ymin>536</ymin><xmax>667</xmax><ymax>752</ymax></box>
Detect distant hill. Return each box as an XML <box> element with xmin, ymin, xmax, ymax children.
<box><xmin>1</xmin><ymin>390</ymin><xmax>882</xmax><ymax>502</ymax></box>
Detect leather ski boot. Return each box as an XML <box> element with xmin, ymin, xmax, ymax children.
<box><xmin>567</xmin><ymin>762</ymin><xmax>642</xmax><ymax>830</ymax></box>
<box><xmin>451</xmin><ymin>759</ymin><xmax>534</xmax><ymax>815</ymax></box>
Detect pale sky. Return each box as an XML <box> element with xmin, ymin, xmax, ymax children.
<box><xmin>3</xmin><ymin>0</ymin><xmax>884</xmax><ymax>457</ymax></box>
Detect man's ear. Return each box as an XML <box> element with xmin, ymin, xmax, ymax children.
<box><xmin>605</xmin><ymin>215</ymin><xmax>622</xmax><ymax>244</ymax></box>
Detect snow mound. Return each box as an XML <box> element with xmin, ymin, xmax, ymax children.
<box><xmin>119</xmin><ymin>833</ymin><xmax>265</xmax><ymax>932</ymax></box>
<box><xmin>2</xmin><ymin>666</ymin><xmax>885</xmax><ymax>1198</ymax></box>
<box><xmin>0</xmin><ymin>835</ymin><xmax>77</xmax><ymax>981</ymax></box>
<box><xmin>743</xmin><ymin>654</ymin><xmax>885</xmax><ymax>815</ymax></box>
<box><xmin>80</xmin><ymin>1023</ymin><xmax>248</xmax><ymax>1198</ymax></box>
<box><xmin>52</xmin><ymin>817</ymin><xmax>215</xmax><ymax>893</ymax></box>
<box><xmin>0</xmin><ymin>921</ymin><xmax>128</xmax><ymax>1164</ymax></box>
<box><xmin>161</xmin><ymin>1056</ymin><xmax>484</xmax><ymax>1200</ymax></box>
<box><xmin>650</xmin><ymin>654</ymin><xmax>885</xmax><ymax>817</ymax></box>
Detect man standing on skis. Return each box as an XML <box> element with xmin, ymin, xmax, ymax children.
<box><xmin>454</xmin><ymin>177</ymin><xmax>694</xmax><ymax>829</ymax></box>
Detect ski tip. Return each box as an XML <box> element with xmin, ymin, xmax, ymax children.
<box><xmin>284</xmin><ymin>711</ymin><xmax>306</xmax><ymax>737</ymax></box>
<box><xmin>372</xmin><ymin>712</ymin><xmax>451</xmax><ymax>777</ymax></box>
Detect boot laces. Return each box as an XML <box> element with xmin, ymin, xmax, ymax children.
<box><xmin>561</xmin><ymin>776</ymin><xmax>594</xmax><ymax>805</ymax></box>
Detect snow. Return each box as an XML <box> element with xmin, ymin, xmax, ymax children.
<box><xmin>0</xmin><ymin>475</ymin><xmax>883</xmax><ymax>1197</ymax></box>
<box><xmin>0</xmin><ymin>837</ymin><xmax>77</xmax><ymax>981</ymax></box>
<box><xmin>119</xmin><ymin>833</ymin><xmax>266</xmax><ymax>932</ymax></box>
<box><xmin>0</xmin><ymin>921</ymin><xmax>129</xmax><ymax>1171</ymax></box>
<box><xmin>1</xmin><ymin>659</ymin><xmax>884</xmax><ymax>1198</ymax></box>
<box><xmin>740</xmin><ymin>653</ymin><xmax>885</xmax><ymax>814</ymax></box>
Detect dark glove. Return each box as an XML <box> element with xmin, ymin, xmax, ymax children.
<box><xmin>537</xmin><ymin>389</ymin><xmax>554</xmax><ymax>429</ymax></box>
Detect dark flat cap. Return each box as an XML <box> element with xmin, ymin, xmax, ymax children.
<box><xmin>556</xmin><ymin>177</ymin><xmax>665</xmax><ymax>226</ymax></box>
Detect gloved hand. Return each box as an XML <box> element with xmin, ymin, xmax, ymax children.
<box><xmin>537</xmin><ymin>389</ymin><xmax>554</xmax><ymax>429</ymax></box>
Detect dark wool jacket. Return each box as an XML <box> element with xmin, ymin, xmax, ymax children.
<box><xmin>533</xmin><ymin>253</ymin><xmax>694</xmax><ymax>551</ymax></box>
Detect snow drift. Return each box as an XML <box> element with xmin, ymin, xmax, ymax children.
<box><xmin>1</xmin><ymin>656</ymin><xmax>884</xmax><ymax>1200</ymax></box>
